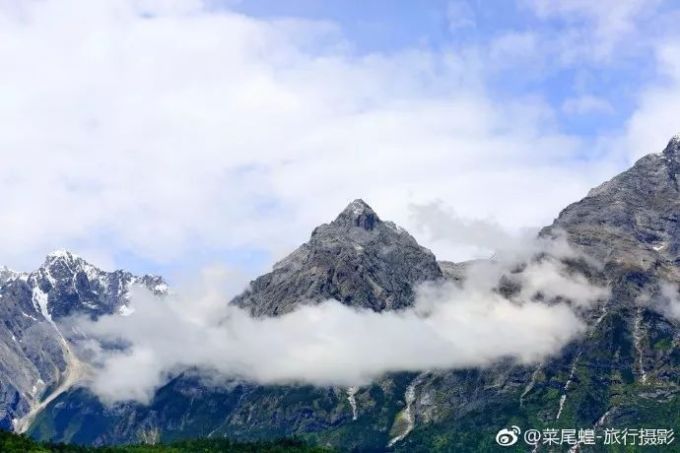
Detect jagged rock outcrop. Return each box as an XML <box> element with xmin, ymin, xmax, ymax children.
<box><xmin>233</xmin><ymin>199</ymin><xmax>443</xmax><ymax>316</ymax></box>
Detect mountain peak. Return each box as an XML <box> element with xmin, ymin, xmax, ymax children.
<box><xmin>233</xmin><ymin>199</ymin><xmax>443</xmax><ymax>316</ymax></box>
<box><xmin>663</xmin><ymin>134</ymin><xmax>680</xmax><ymax>161</ymax></box>
<box><xmin>42</xmin><ymin>249</ymin><xmax>88</xmax><ymax>276</ymax></box>
<box><xmin>332</xmin><ymin>199</ymin><xmax>380</xmax><ymax>231</ymax></box>
<box><xmin>45</xmin><ymin>249</ymin><xmax>81</xmax><ymax>262</ymax></box>
<box><xmin>546</xmin><ymin>134</ymin><xmax>680</xmax><ymax>263</ymax></box>
<box><xmin>0</xmin><ymin>265</ymin><xmax>18</xmax><ymax>285</ymax></box>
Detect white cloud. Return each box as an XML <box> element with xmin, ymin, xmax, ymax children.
<box><xmin>625</xmin><ymin>42</ymin><xmax>680</xmax><ymax>160</ymax></box>
<box><xmin>408</xmin><ymin>201</ymin><xmax>537</xmax><ymax>260</ymax></box>
<box><xmin>525</xmin><ymin>0</ymin><xmax>661</xmax><ymax>61</ymax></box>
<box><xmin>0</xmin><ymin>0</ymin><xmax>620</xmax><ymax>271</ymax></box>
<box><xmin>74</xmin><ymin>243</ymin><xmax>608</xmax><ymax>404</ymax></box>
<box><xmin>651</xmin><ymin>281</ymin><xmax>680</xmax><ymax>321</ymax></box>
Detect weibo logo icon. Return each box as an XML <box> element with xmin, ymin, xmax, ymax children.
<box><xmin>495</xmin><ymin>426</ymin><xmax>521</xmax><ymax>446</ymax></box>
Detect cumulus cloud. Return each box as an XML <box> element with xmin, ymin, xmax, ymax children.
<box><xmin>625</xmin><ymin>42</ymin><xmax>680</xmax><ymax>160</ymax></box>
<box><xmin>408</xmin><ymin>201</ymin><xmax>537</xmax><ymax>259</ymax></box>
<box><xmin>525</xmin><ymin>0</ymin><xmax>661</xmax><ymax>60</ymax></box>
<box><xmin>0</xmin><ymin>0</ymin><xmax>621</xmax><ymax>272</ymax></box>
<box><xmin>73</xmin><ymin>242</ymin><xmax>609</xmax><ymax>404</ymax></box>
<box><xmin>406</xmin><ymin>201</ymin><xmax>602</xmax><ymax>268</ymax></box>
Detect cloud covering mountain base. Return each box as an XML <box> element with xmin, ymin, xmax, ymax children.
<box><xmin>73</xmin><ymin>245</ymin><xmax>609</xmax><ymax>404</ymax></box>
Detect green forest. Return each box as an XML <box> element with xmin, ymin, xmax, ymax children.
<box><xmin>0</xmin><ymin>430</ymin><xmax>331</xmax><ymax>453</ymax></box>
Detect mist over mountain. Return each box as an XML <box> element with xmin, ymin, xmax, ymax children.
<box><xmin>2</xmin><ymin>137</ymin><xmax>680</xmax><ymax>450</ymax></box>
<box><xmin>69</xmin><ymin>204</ymin><xmax>606</xmax><ymax>404</ymax></box>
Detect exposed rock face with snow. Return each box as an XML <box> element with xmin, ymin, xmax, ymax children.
<box><xmin>0</xmin><ymin>251</ymin><xmax>164</xmax><ymax>431</ymax></box>
<box><xmin>32</xmin><ymin>251</ymin><xmax>165</xmax><ymax>320</ymax></box>
<box><xmin>233</xmin><ymin>199</ymin><xmax>443</xmax><ymax>316</ymax></box>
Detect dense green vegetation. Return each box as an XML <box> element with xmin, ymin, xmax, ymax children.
<box><xmin>0</xmin><ymin>430</ymin><xmax>331</xmax><ymax>453</ymax></box>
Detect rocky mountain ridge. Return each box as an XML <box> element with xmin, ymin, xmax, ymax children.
<box><xmin>6</xmin><ymin>136</ymin><xmax>680</xmax><ymax>451</ymax></box>
<box><xmin>20</xmin><ymin>202</ymin><xmax>595</xmax><ymax>449</ymax></box>
<box><xmin>0</xmin><ymin>251</ymin><xmax>165</xmax><ymax>431</ymax></box>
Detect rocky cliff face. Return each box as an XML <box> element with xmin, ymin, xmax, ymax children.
<box><xmin>0</xmin><ymin>251</ymin><xmax>164</xmax><ymax>431</ymax></box>
<box><xmin>385</xmin><ymin>137</ymin><xmax>680</xmax><ymax>450</ymax></box>
<box><xmin>507</xmin><ymin>135</ymin><xmax>680</xmax><ymax>436</ymax></box>
<box><xmin>233</xmin><ymin>199</ymin><xmax>443</xmax><ymax>316</ymax></box>
<box><xmin>544</xmin><ymin>135</ymin><xmax>680</xmax><ymax>274</ymax></box>
<box><xmin>16</xmin><ymin>137</ymin><xmax>680</xmax><ymax>450</ymax></box>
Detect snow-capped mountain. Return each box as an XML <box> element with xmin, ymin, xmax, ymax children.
<box><xmin>0</xmin><ymin>251</ymin><xmax>165</xmax><ymax>431</ymax></box>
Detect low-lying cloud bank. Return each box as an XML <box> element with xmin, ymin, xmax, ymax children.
<box><xmin>638</xmin><ymin>281</ymin><xmax>680</xmax><ymax>321</ymax></box>
<box><xmin>72</xmin><ymin>240</ymin><xmax>609</xmax><ymax>404</ymax></box>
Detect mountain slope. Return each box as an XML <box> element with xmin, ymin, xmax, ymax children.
<box><xmin>399</xmin><ymin>136</ymin><xmax>680</xmax><ymax>450</ymax></box>
<box><xmin>544</xmin><ymin>135</ymin><xmax>680</xmax><ymax>273</ymax></box>
<box><xmin>524</xmin><ymin>136</ymin><xmax>680</xmax><ymax>429</ymax></box>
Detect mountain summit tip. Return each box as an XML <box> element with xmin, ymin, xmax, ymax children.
<box><xmin>663</xmin><ymin>134</ymin><xmax>680</xmax><ymax>161</ymax></box>
<box><xmin>45</xmin><ymin>249</ymin><xmax>81</xmax><ymax>261</ymax></box>
<box><xmin>333</xmin><ymin>199</ymin><xmax>380</xmax><ymax>230</ymax></box>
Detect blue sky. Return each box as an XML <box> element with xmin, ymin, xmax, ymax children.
<box><xmin>229</xmin><ymin>0</ymin><xmax>530</xmax><ymax>52</ymax></box>
<box><xmin>228</xmin><ymin>0</ymin><xmax>659</xmax><ymax>139</ymax></box>
<box><xmin>1</xmin><ymin>0</ymin><xmax>680</xmax><ymax>281</ymax></box>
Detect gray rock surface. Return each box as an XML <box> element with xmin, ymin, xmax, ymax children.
<box><xmin>232</xmin><ymin>199</ymin><xmax>443</xmax><ymax>316</ymax></box>
<box><xmin>543</xmin><ymin>135</ymin><xmax>680</xmax><ymax>280</ymax></box>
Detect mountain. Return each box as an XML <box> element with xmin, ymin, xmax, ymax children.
<box><xmin>545</xmin><ymin>135</ymin><xmax>680</xmax><ymax>272</ymax></box>
<box><xmin>0</xmin><ymin>251</ymin><xmax>165</xmax><ymax>432</ymax></box>
<box><xmin>11</xmin><ymin>136</ymin><xmax>680</xmax><ymax>451</ymax></box>
<box><xmin>233</xmin><ymin>199</ymin><xmax>443</xmax><ymax>316</ymax></box>
<box><xmin>20</xmin><ymin>198</ymin><xmax>581</xmax><ymax>450</ymax></box>
<box><xmin>25</xmin><ymin>201</ymin><xmax>447</xmax><ymax>450</ymax></box>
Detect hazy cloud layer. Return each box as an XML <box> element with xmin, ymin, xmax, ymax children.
<box><xmin>74</xmin><ymin>243</ymin><xmax>609</xmax><ymax>404</ymax></box>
